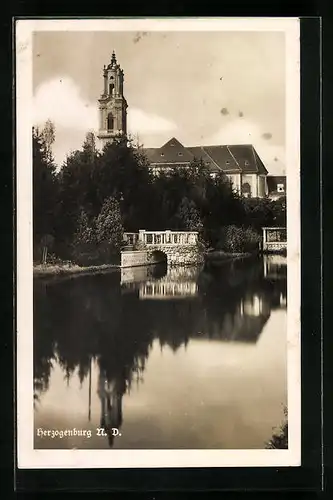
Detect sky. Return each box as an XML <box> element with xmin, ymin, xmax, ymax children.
<box><xmin>33</xmin><ymin>29</ymin><xmax>286</xmax><ymax>175</ymax></box>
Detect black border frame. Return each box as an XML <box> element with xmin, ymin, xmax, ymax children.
<box><xmin>8</xmin><ymin>13</ymin><xmax>323</xmax><ymax>494</ymax></box>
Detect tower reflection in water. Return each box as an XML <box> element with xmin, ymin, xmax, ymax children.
<box><xmin>97</xmin><ymin>371</ymin><xmax>124</xmax><ymax>447</ymax></box>
<box><xmin>34</xmin><ymin>255</ymin><xmax>287</xmax><ymax>448</ymax></box>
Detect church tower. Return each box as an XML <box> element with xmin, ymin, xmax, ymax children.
<box><xmin>97</xmin><ymin>51</ymin><xmax>128</xmax><ymax>147</ymax></box>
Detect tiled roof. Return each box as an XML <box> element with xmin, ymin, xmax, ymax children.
<box><xmin>141</xmin><ymin>138</ymin><xmax>268</xmax><ymax>175</ymax></box>
<box><xmin>227</xmin><ymin>145</ymin><xmax>267</xmax><ymax>174</ymax></box>
<box><xmin>201</xmin><ymin>146</ymin><xmax>240</xmax><ymax>173</ymax></box>
<box><xmin>186</xmin><ymin>146</ymin><xmax>222</xmax><ymax>174</ymax></box>
<box><xmin>145</xmin><ymin>137</ymin><xmax>195</xmax><ymax>164</ymax></box>
<box><xmin>252</xmin><ymin>149</ymin><xmax>269</xmax><ymax>175</ymax></box>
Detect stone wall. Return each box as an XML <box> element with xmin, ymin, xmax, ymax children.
<box><xmin>120</xmin><ymin>250</ymin><xmax>149</xmax><ymax>268</ymax></box>
<box><xmin>121</xmin><ymin>245</ymin><xmax>204</xmax><ymax>267</ymax></box>
<box><xmin>263</xmin><ymin>242</ymin><xmax>287</xmax><ymax>253</ymax></box>
<box><xmin>147</xmin><ymin>245</ymin><xmax>204</xmax><ymax>266</ymax></box>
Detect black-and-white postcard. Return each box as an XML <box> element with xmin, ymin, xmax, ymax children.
<box><xmin>16</xmin><ymin>17</ymin><xmax>301</xmax><ymax>469</ymax></box>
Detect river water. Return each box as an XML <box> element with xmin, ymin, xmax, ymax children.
<box><xmin>34</xmin><ymin>255</ymin><xmax>287</xmax><ymax>449</ymax></box>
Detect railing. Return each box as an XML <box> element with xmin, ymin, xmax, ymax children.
<box><xmin>262</xmin><ymin>227</ymin><xmax>287</xmax><ymax>252</ymax></box>
<box><xmin>139</xmin><ymin>281</ymin><xmax>198</xmax><ymax>299</ymax></box>
<box><xmin>122</xmin><ymin>232</ymin><xmax>139</xmax><ymax>246</ymax></box>
<box><xmin>123</xmin><ymin>230</ymin><xmax>199</xmax><ymax>246</ymax></box>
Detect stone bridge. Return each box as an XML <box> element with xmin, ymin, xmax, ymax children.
<box><xmin>123</xmin><ymin>230</ymin><xmax>204</xmax><ymax>266</ymax></box>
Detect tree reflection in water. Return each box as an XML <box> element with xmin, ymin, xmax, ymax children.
<box><xmin>34</xmin><ymin>255</ymin><xmax>287</xmax><ymax>446</ymax></box>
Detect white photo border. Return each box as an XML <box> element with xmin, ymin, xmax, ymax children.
<box><xmin>16</xmin><ymin>17</ymin><xmax>301</xmax><ymax>469</ymax></box>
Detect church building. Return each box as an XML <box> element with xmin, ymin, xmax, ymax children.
<box><xmin>97</xmin><ymin>52</ymin><xmax>269</xmax><ymax>199</ymax></box>
<box><xmin>142</xmin><ymin>137</ymin><xmax>268</xmax><ymax>198</ymax></box>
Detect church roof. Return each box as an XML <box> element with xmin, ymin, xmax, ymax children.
<box><xmin>141</xmin><ymin>138</ymin><xmax>268</xmax><ymax>175</ymax></box>
<box><xmin>145</xmin><ymin>137</ymin><xmax>195</xmax><ymax>164</ymax></box>
<box><xmin>186</xmin><ymin>146</ymin><xmax>222</xmax><ymax>173</ymax></box>
<box><xmin>197</xmin><ymin>145</ymin><xmax>240</xmax><ymax>173</ymax></box>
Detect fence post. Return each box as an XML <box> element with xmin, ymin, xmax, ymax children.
<box><xmin>138</xmin><ymin>230</ymin><xmax>145</xmax><ymax>244</ymax></box>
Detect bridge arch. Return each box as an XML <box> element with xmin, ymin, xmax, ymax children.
<box><xmin>149</xmin><ymin>249</ymin><xmax>168</xmax><ymax>265</ymax></box>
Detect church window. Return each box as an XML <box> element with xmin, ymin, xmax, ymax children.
<box><xmin>107</xmin><ymin>113</ymin><xmax>114</xmax><ymax>131</ymax></box>
<box><xmin>109</xmin><ymin>83</ymin><xmax>115</xmax><ymax>95</ymax></box>
<box><xmin>244</xmin><ymin>160</ymin><xmax>250</xmax><ymax>166</ymax></box>
<box><xmin>178</xmin><ymin>152</ymin><xmax>183</xmax><ymax>156</ymax></box>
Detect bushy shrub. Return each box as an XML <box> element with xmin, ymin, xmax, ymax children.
<box><xmin>242</xmin><ymin>197</ymin><xmax>286</xmax><ymax>230</ymax></box>
<box><xmin>70</xmin><ymin>198</ymin><xmax>124</xmax><ymax>265</ymax></box>
<box><xmin>217</xmin><ymin>225</ymin><xmax>261</xmax><ymax>253</ymax></box>
<box><xmin>266</xmin><ymin>407</ymin><xmax>288</xmax><ymax>449</ymax></box>
<box><xmin>197</xmin><ymin>238</ymin><xmax>209</xmax><ymax>253</ymax></box>
<box><xmin>71</xmin><ymin>211</ymin><xmax>97</xmax><ymax>265</ymax></box>
<box><xmin>46</xmin><ymin>253</ymin><xmax>74</xmax><ymax>266</ymax></box>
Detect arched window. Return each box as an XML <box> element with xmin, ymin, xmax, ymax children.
<box><xmin>107</xmin><ymin>113</ymin><xmax>114</xmax><ymax>131</ymax></box>
<box><xmin>109</xmin><ymin>83</ymin><xmax>115</xmax><ymax>95</ymax></box>
<box><xmin>242</xmin><ymin>182</ymin><xmax>251</xmax><ymax>198</ymax></box>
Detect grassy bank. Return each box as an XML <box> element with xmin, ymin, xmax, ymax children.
<box><xmin>34</xmin><ymin>249</ymin><xmax>254</xmax><ymax>278</ymax></box>
<box><xmin>34</xmin><ymin>262</ymin><xmax>119</xmax><ymax>278</ymax></box>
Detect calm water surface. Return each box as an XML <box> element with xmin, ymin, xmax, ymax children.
<box><xmin>34</xmin><ymin>255</ymin><xmax>287</xmax><ymax>449</ymax></box>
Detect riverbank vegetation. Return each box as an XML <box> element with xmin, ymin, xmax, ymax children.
<box><xmin>265</xmin><ymin>407</ymin><xmax>288</xmax><ymax>449</ymax></box>
<box><xmin>33</xmin><ymin>122</ymin><xmax>286</xmax><ymax>266</ymax></box>
<box><xmin>34</xmin><ymin>260</ymin><xmax>118</xmax><ymax>278</ymax></box>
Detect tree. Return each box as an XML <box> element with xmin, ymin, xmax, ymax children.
<box><xmin>95</xmin><ymin>196</ymin><xmax>124</xmax><ymax>262</ymax></box>
<box><xmin>94</xmin><ymin>136</ymin><xmax>153</xmax><ymax>230</ymax></box>
<box><xmin>57</xmin><ymin>132</ymin><xmax>100</xmax><ymax>250</ymax></box>
<box><xmin>32</xmin><ymin>126</ymin><xmax>58</xmax><ymax>262</ymax></box>
<box><xmin>83</xmin><ymin>131</ymin><xmax>96</xmax><ymax>155</ymax></box>
<box><xmin>271</xmin><ymin>196</ymin><xmax>287</xmax><ymax>226</ymax></box>
<box><xmin>197</xmin><ymin>171</ymin><xmax>245</xmax><ymax>246</ymax></box>
<box><xmin>174</xmin><ymin>197</ymin><xmax>203</xmax><ymax>232</ymax></box>
<box><xmin>40</xmin><ymin>119</ymin><xmax>56</xmax><ymax>164</ymax></box>
<box><xmin>71</xmin><ymin>210</ymin><xmax>97</xmax><ymax>264</ymax></box>
<box><xmin>241</xmin><ymin>197</ymin><xmax>286</xmax><ymax>230</ymax></box>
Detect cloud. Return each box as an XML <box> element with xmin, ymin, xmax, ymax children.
<box><xmin>33</xmin><ymin>77</ymin><xmax>178</xmax><ymax>164</ymax></box>
<box><xmin>33</xmin><ymin>77</ymin><xmax>176</xmax><ymax>136</ymax></box>
<box><xmin>33</xmin><ymin>77</ymin><xmax>99</xmax><ymax>131</ymax></box>
<box><xmin>208</xmin><ymin>118</ymin><xmax>285</xmax><ymax>175</ymax></box>
<box><xmin>128</xmin><ymin>108</ymin><xmax>177</xmax><ymax>135</ymax></box>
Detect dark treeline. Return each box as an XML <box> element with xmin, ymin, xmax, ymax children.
<box><xmin>33</xmin><ymin>123</ymin><xmax>286</xmax><ymax>264</ymax></box>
